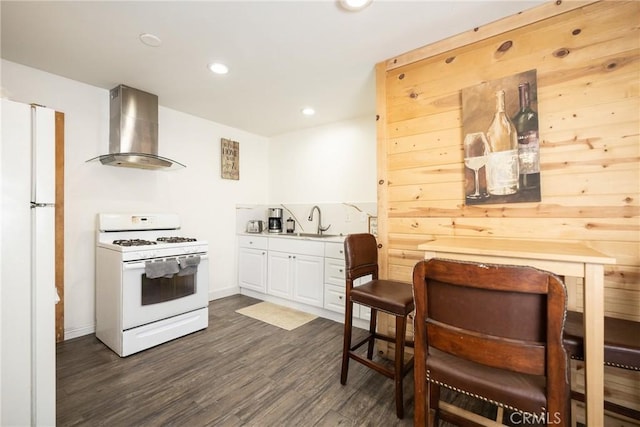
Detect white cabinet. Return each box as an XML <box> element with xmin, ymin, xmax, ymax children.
<box><xmin>267</xmin><ymin>250</ymin><xmax>292</xmax><ymax>298</ymax></box>
<box><xmin>323</xmin><ymin>242</ymin><xmax>371</xmax><ymax>321</ymax></box>
<box><xmin>292</xmin><ymin>254</ymin><xmax>324</xmax><ymax>307</ymax></box>
<box><xmin>238</xmin><ymin>234</ymin><xmax>372</xmax><ymax>321</ymax></box>
<box><xmin>238</xmin><ymin>236</ymin><xmax>268</xmax><ymax>293</ymax></box>
<box><xmin>267</xmin><ymin>238</ymin><xmax>324</xmax><ymax>308</ymax></box>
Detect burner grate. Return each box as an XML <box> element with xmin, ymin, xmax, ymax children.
<box><xmin>157</xmin><ymin>237</ymin><xmax>197</xmax><ymax>243</ymax></box>
<box><xmin>113</xmin><ymin>239</ymin><xmax>158</xmax><ymax>247</ymax></box>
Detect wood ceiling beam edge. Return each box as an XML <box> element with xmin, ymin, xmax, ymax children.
<box><xmin>381</xmin><ymin>0</ymin><xmax>600</xmax><ymax>71</ymax></box>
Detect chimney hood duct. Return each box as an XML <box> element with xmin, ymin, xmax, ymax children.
<box><xmin>87</xmin><ymin>85</ymin><xmax>185</xmax><ymax>170</ymax></box>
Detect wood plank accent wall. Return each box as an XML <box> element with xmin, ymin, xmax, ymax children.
<box><xmin>376</xmin><ymin>0</ymin><xmax>639</xmax><ymax>320</ymax></box>
<box><xmin>376</xmin><ymin>0</ymin><xmax>639</xmax><ymax>418</ymax></box>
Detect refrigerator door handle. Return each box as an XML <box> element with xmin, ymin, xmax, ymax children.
<box><xmin>31</xmin><ymin>105</ymin><xmax>56</xmax><ymax>204</ymax></box>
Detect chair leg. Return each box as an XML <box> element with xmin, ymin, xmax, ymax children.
<box><xmin>570</xmin><ymin>399</ymin><xmax>578</xmax><ymax>427</ymax></box>
<box><xmin>341</xmin><ymin>300</ymin><xmax>354</xmax><ymax>385</ymax></box>
<box><xmin>429</xmin><ymin>382</ymin><xmax>441</xmax><ymax>426</ymax></box>
<box><xmin>394</xmin><ymin>314</ymin><xmax>407</xmax><ymax>419</ymax></box>
<box><xmin>367</xmin><ymin>308</ymin><xmax>377</xmax><ymax>360</ymax></box>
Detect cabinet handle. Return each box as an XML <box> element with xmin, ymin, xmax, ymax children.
<box><xmin>339</xmin><ymin>269</ymin><xmax>343</xmax><ymax>273</ymax></box>
<box><xmin>339</xmin><ymin>296</ymin><xmax>343</xmax><ymax>300</ymax></box>
<box><xmin>340</xmin><ymin>250</ymin><xmax>343</xmax><ymax>254</ymax></box>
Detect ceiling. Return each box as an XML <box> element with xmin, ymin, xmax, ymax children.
<box><xmin>1</xmin><ymin>0</ymin><xmax>544</xmax><ymax>137</ymax></box>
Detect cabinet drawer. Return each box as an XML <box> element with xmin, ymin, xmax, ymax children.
<box><xmin>268</xmin><ymin>237</ymin><xmax>324</xmax><ymax>256</ymax></box>
<box><xmin>325</xmin><ymin>258</ymin><xmax>345</xmax><ymax>286</ymax></box>
<box><xmin>324</xmin><ymin>242</ymin><xmax>345</xmax><ymax>260</ymax></box>
<box><xmin>238</xmin><ymin>235</ymin><xmax>268</xmax><ymax>250</ymax></box>
<box><xmin>324</xmin><ymin>284</ymin><xmax>346</xmax><ymax>313</ymax></box>
<box><xmin>324</xmin><ymin>284</ymin><xmax>371</xmax><ymax>321</ymax></box>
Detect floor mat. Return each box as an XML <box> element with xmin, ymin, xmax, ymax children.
<box><xmin>235</xmin><ymin>301</ymin><xmax>317</xmax><ymax>331</ymax></box>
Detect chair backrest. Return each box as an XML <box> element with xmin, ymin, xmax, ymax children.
<box><xmin>412</xmin><ymin>258</ymin><xmax>569</xmax><ymax>414</ymax></box>
<box><xmin>344</xmin><ymin>233</ymin><xmax>379</xmax><ymax>284</ymax></box>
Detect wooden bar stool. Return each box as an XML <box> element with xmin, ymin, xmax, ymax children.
<box><xmin>563</xmin><ymin>310</ymin><xmax>640</xmax><ymax>421</ymax></box>
<box><xmin>340</xmin><ymin>233</ymin><xmax>414</xmax><ymax>419</ymax></box>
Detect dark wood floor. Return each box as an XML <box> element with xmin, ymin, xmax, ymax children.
<box><xmin>57</xmin><ymin>295</ymin><xmax>495</xmax><ymax>426</ymax></box>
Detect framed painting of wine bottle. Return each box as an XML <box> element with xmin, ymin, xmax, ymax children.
<box><xmin>461</xmin><ymin>69</ymin><xmax>541</xmax><ymax>205</ymax></box>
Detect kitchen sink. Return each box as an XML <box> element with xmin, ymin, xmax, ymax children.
<box><xmin>286</xmin><ymin>233</ymin><xmax>340</xmax><ymax>239</ymax></box>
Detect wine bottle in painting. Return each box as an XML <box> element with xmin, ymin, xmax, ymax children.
<box><xmin>486</xmin><ymin>90</ymin><xmax>519</xmax><ymax>195</ymax></box>
<box><xmin>512</xmin><ymin>82</ymin><xmax>540</xmax><ymax>190</ymax></box>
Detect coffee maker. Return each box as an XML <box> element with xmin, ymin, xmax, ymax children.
<box><xmin>268</xmin><ymin>208</ymin><xmax>283</xmax><ymax>233</ymax></box>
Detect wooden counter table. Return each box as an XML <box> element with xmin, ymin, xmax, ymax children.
<box><xmin>417</xmin><ymin>237</ymin><xmax>616</xmax><ymax>426</ymax></box>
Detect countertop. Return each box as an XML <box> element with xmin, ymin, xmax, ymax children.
<box><xmin>238</xmin><ymin>231</ymin><xmax>346</xmax><ymax>243</ymax></box>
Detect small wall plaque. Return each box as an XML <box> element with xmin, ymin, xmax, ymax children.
<box><xmin>368</xmin><ymin>216</ymin><xmax>378</xmax><ymax>237</ymax></box>
<box><xmin>221</xmin><ymin>138</ymin><xmax>239</xmax><ymax>180</ymax></box>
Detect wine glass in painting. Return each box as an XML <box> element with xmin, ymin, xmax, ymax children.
<box><xmin>464</xmin><ymin>132</ymin><xmax>490</xmax><ymax>199</ymax></box>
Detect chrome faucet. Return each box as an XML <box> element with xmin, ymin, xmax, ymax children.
<box><xmin>308</xmin><ymin>205</ymin><xmax>331</xmax><ymax>235</ymax></box>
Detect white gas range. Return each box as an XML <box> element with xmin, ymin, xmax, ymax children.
<box><xmin>95</xmin><ymin>213</ymin><xmax>209</xmax><ymax>357</ymax></box>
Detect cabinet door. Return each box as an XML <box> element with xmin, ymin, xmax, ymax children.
<box><xmin>238</xmin><ymin>247</ymin><xmax>267</xmax><ymax>293</ymax></box>
<box><xmin>293</xmin><ymin>254</ymin><xmax>324</xmax><ymax>308</ymax></box>
<box><xmin>267</xmin><ymin>251</ymin><xmax>292</xmax><ymax>299</ymax></box>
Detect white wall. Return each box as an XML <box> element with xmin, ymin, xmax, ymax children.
<box><xmin>268</xmin><ymin>116</ymin><xmax>377</xmax><ymax>204</ymax></box>
<box><xmin>1</xmin><ymin>60</ymin><xmax>269</xmax><ymax>338</ymax></box>
<box><xmin>1</xmin><ymin>60</ymin><xmax>378</xmax><ymax>340</ymax></box>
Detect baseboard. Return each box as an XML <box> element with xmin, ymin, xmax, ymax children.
<box><xmin>209</xmin><ymin>286</ymin><xmax>239</xmax><ymax>301</ymax></box>
<box><xmin>64</xmin><ymin>324</ymin><xmax>95</xmax><ymax>340</ymax></box>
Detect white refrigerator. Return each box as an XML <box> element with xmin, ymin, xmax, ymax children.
<box><xmin>1</xmin><ymin>98</ymin><xmax>56</xmax><ymax>426</ymax></box>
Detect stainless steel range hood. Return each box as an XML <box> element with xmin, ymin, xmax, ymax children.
<box><xmin>87</xmin><ymin>85</ymin><xmax>185</xmax><ymax>170</ymax></box>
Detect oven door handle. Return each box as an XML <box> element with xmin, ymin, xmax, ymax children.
<box><xmin>123</xmin><ymin>262</ymin><xmax>147</xmax><ymax>270</ymax></box>
<box><xmin>123</xmin><ymin>253</ymin><xmax>208</xmax><ymax>270</ymax></box>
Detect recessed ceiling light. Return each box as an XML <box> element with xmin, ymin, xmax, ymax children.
<box><xmin>338</xmin><ymin>0</ymin><xmax>373</xmax><ymax>12</ymax></box>
<box><xmin>301</xmin><ymin>107</ymin><xmax>315</xmax><ymax>116</ymax></box>
<box><xmin>208</xmin><ymin>62</ymin><xmax>229</xmax><ymax>75</ymax></box>
<box><xmin>139</xmin><ymin>33</ymin><xmax>162</xmax><ymax>47</ymax></box>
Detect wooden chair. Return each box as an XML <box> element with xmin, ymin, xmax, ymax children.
<box><xmin>563</xmin><ymin>310</ymin><xmax>640</xmax><ymax>422</ymax></box>
<box><xmin>340</xmin><ymin>233</ymin><xmax>415</xmax><ymax>419</ymax></box>
<box><xmin>412</xmin><ymin>258</ymin><xmax>571</xmax><ymax>426</ymax></box>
